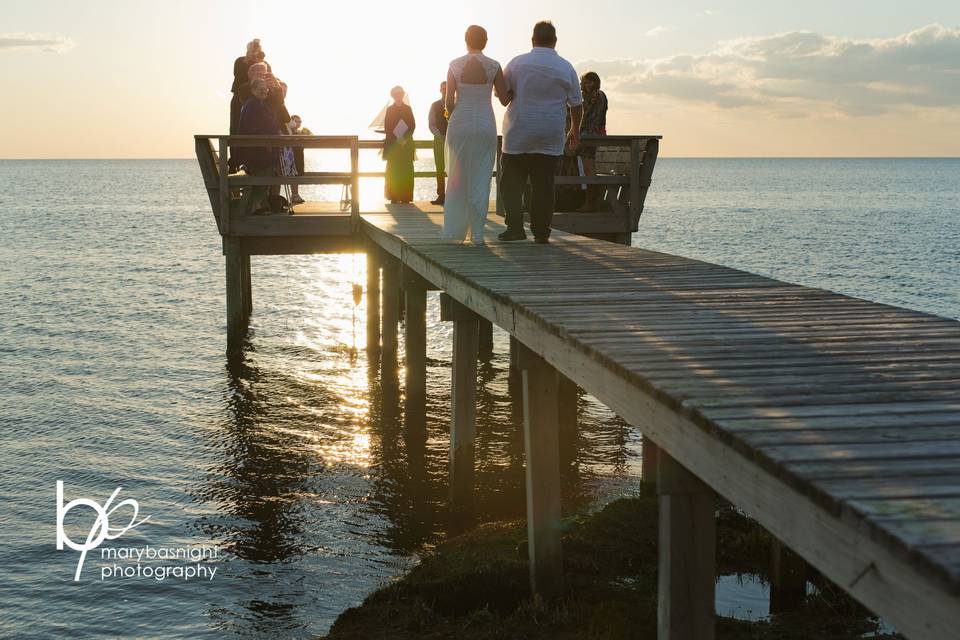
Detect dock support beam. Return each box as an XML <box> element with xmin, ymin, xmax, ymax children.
<box><xmin>478</xmin><ymin>318</ymin><xmax>494</xmax><ymax>359</ymax></box>
<box><xmin>657</xmin><ymin>451</ymin><xmax>715</xmax><ymax>640</ymax></box>
<box><xmin>643</xmin><ymin>437</ymin><xmax>660</xmax><ymax>482</ymax></box>
<box><xmin>517</xmin><ymin>344</ymin><xmax>564</xmax><ymax>600</ymax></box>
<box><xmin>557</xmin><ymin>373</ymin><xmax>578</xmax><ymax>467</ymax></box>
<box><xmin>509</xmin><ymin>335</ymin><xmax>520</xmax><ymax>370</ymax></box>
<box><xmin>224</xmin><ymin>236</ymin><xmax>246</xmax><ymax>351</ymax></box>
<box><xmin>770</xmin><ymin>539</ymin><xmax>808</xmax><ymax>613</ymax></box>
<box><xmin>366</xmin><ymin>250</ymin><xmax>380</xmax><ymax>359</ymax></box>
<box><xmin>441</xmin><ymin>294</ymin><xmax>479</xmax><ymax>528</ymax></box>
<box><xmin>381</xmin><ymin>255</ymin><xmax>400</xmax><ymax>372</ymax></box>
<box><xmin>404</xmin><ymin>270</ymin><xmax>428</xmax><ymax>430</ymax></box>
<box><xmin>241</xmin><ymin>253</ymin><xmax>252</xmax><ymax>321</ymax></box>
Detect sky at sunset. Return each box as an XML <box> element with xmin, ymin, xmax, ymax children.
<box><xmin>2</xmin><ymin>0</ymin><xmax>960</xmax><ymax>158</ymax></box>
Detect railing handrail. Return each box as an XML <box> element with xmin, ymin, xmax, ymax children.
<box><xmin>199</xmin><ymin>133</ymin><xmax>658</xmax><ymax>233</ymax></box>
<box><xmin>195</xmin><ymin>133</ymin><xmax>663</xmax><ymax>150</ymax></box>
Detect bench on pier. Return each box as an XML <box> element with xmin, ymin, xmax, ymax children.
<box><xmin>548</xmin><ymin>135</ymin><xmax>660</xmax><ymax>243</ymax></box>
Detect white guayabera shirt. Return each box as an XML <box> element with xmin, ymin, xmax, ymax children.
<box><xmin>502</xmin><ymin>47</ymin><xmax>583</xmax><ymax>157</ymax></box>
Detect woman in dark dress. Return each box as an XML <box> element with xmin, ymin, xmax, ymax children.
<box><xmin>383</xmin><ymin>86</ymin><xmax>416</xmax><ymax>203</ymax></box>
<box><xmin>230</xmin><ymin>39</ymin><xmax>265</xmax><ymax>134</ymax></box>
<box><xmin>577</xmin><ymin>71</ymin><xmax>609</xmax><ymax>212</ymax></box>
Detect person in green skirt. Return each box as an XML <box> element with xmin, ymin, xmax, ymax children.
<box><xmin>383</xmin><ymin>86</ymin><xmax>416</xmax><ymax>203</ymax></box>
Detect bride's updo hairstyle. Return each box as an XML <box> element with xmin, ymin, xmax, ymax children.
<box><xmin>465</xmin><ymin>25</ymin><xmax>488</xmax><ymax>51</ymax></box>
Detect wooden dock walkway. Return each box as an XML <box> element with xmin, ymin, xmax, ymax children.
<box><xmin>362</xmin><ymin>208</ymin><xmax>960</xmax><ymax>639</ymax></box>
<box><xmin>196</xmin><ymin>134</ymin><xmax>960</xmax><ymax>639</ymax></box>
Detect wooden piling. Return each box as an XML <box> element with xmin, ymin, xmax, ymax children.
<box><xmin>643</xmin><ymin>436</ymin><xmax>660</xmax><ymax>483</ymax></box>
<box><xmin>509</xmin><ymin>335</ymin><xmax>519</xmax><ymax>370</ymax></box>
<box><xmin>440</xmin><ymin>294</ymin><xmax>479</xmax><ymax>527</ymax></box>
<box><xmin>366</xmin><ymin>249</ymin><xmax>380</xmax><ymax>357</ymax></box>
<box><xmin>478</xmin><ymin>317</ymin><xmax>494</xmax><ymax>359</ymax></box>
<box><xmin>557</xmin><ymin>373</ymin><xmax>578</xmax><ymax>468</ymax></box>
<box><xmin>381</xmin><ymin>255</ymin><xmax>400</xmax><ymax>369</ymax></box>
<box><xmin>657</xmin><ymin>451</ymin><xmax>715</xmax><ymax>640</ymax></box>
<box><xmin>404</xmin><ymin>270</ymin><xmax>428</xmax><ymax>429</ymax></box>
<box><xmin>770</xmin><ymin>539</ymin><xmax>809</xmax><ymax>613</ymax></box>
<box><xmin>517</xmin><ymin>344</ymin><xmax>564</xmax><ymax>600</ymax></box>
<box><xmin>223</xmin><ymin>236</ymin><xmax>245</xmax><ymax>351</ymax></box>
<box><xmin>241</xmin><ymin>252</ymin><xmax>252</xmax><ymax>321</ymax></box>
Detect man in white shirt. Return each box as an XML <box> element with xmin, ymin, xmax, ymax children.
<box><xmin>499</xmin><ymin>21</ymin><xmax>583</xmax><ymax>243</ymax></box>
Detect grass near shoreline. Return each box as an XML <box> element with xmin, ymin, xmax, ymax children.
<box><xmin>323</xmin><ymin>483</ymin><xmax>900</xmax><ymax>640</ymax></box>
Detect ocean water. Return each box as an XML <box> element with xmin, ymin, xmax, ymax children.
<box><xmin>0</xmin><ymin>158</ymin><xmax>957</xmax><ymax>639</ymax></box>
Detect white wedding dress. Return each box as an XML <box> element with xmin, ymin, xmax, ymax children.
<box><xmin>442</xmin><ymin>53</ymin><xmax>500</xmax><ymax>244</ymax></box>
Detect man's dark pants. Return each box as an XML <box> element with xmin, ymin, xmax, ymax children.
<box><xmin>501</xmin><ymin>153</ymin><xmax>560</xmax><ymax>239</ymax></box>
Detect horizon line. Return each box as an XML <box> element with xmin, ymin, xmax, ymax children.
<box><xmin>3</xmin><ymin>156</ymin><xmax>960</xmax><ymax>161</ymax></box>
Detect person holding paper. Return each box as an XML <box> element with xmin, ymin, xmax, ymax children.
<box><xmin>383</xmin><ymin>86</ymin><xmax>416</xmax><ymax>203</ymax></box>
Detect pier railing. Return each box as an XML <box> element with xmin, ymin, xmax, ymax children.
<box><xmin>195</xmin><ymin>133</ymin><xmax>660</xmax><ymax>241</ymax></box>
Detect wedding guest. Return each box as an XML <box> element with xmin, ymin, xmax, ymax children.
<box><xmin>236</xmin><ymin>77</ymin><xmax>281</xmax><ymax>214</ymax></box>
<box><xmin>499</xmin><ymin>21</ymin><xmax>582</xmax><ymax>243</ymax></box>
<box><xmin>266</xmin><ymin>76</ymin><xmax>290</xmax><ymax>130</ymax></box>
<box><xmin>240</xmin><ymin>63</ymin><xmax>288</xmax><ymax>199</ymax></box>
<box><xmin>383</xmin><ymin>86</ymin><xmax>416</xmax><ymax>204</ymax></box>
<box><xmin>241</xmin><ymin>62</ymin><xmax>289</xmax><ymax>129</ymax></box>
<box><xmin>288</xmin><ymin>114</ymin><xmax>312</xmax><ymax>204</ymax></box>
<box><xmin>577</xmin><ymin>71</ymin><xmax>609</xmax><ymax>212</ymax></box>
<box><xmin>428</xmin><ymin>81</ymin><xmax>448</xmax><ymax>205</ymax></box>
<box><xmin>230</xmin><ymin>39</ymin><xmax>264</xmax><ymax>134</ymax></box>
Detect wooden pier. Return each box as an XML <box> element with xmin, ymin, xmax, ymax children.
<box><xmin>196</xmin><ymin>134</ymin><xmax>960</xmax><ymax>639</ymax></box>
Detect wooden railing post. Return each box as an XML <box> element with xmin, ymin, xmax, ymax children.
<box><xmin>629</xmin><ymin>138</ymin><xmax>641</xmax><ymax>232</ymax></box>
<box><xmin>218</xmin><ymin>137</ymin><xmax>230</xmax><ymax>234</ymax></box>
<box><xmin>635</xmin><ymin>137</ymin><xmax>659</xmax><ymax>228</ymax></box>
<box><xmin>517</xmin><ymin>343</ymin><xmax>564</xmax><ymax>600</ymax></box>
<box><xmin>350</xmin><ymin>137</ymin><xmax>360</xmax><ymax>228</ymax></box>
<box><xmin>657</xmin><ymin>451</ymin><xmax>715</xmax><ymax>640</ymax></box>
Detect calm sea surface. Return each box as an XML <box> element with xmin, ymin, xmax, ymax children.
<box><xmin>1</xmin><ymin>158</ymin><xmax>957</xmax><ymax>638</ymax></box>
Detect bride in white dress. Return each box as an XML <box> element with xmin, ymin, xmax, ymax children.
<box><xmin>441</xmin><ymin>25</ymin><xmax>512</xmax><ymax>244</ymax></box>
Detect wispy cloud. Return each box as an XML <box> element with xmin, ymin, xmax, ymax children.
<box><xmin>696</xmin><ymin>10</ymin><xmax>715</xmax><ymax>17</ymax></box>
<box><xmin>579</xmin><ymin>24</ymin><xmax>960</xmax><ymax>116</ymax></box>
<box><xmin>645</xmin><ymin>26</ymin><xmax>669</xmax><ymax>37</ymax></box>
<box><xmin>0</xmin><ymin>33</ymin><xmax>74</xmax><ymax>53</ymax></box>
